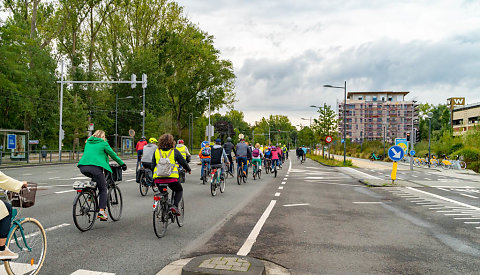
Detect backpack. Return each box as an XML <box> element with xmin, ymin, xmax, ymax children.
<box><xmin>252</xmin><ymin>149</ymin><xmax>260</xmax><ymax>157</ymax></box>
<box><xmin>155</xmin><ymin>149</ymin><xmax>174</xmax><ymax>177</ymax></box>
<box><xmin>201</xmin><ymin>147</ymin><xmax>211</xmax><ymax>156</ymax></box>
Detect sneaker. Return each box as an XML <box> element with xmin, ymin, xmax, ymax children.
<box><xmin>200</xmin><ymin>177</ymin><xmax>203</xmax><ymax>180</ymax></box>
<box><xmin>97</xmin><ymin>210</ymin><xmax>108</xmax><ymax>221</ymax></box>
<box><xmin>0</xmin><ymin>248</ymin><xmax>19</xmax><ymax>260</ymax></box>
<box><xmin>170</xmin><ymin>206</ymin><xmax>181</xmax><ymax>216</ymax></box>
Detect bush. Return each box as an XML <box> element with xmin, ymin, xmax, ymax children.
<box><xmin>452</xmin><ymin>147</ymin><xmax>480</xmax><ymax>162</ymax></box>
<box><xmin>468</xmin><ymin>161</ymin><xmax>480</xmax><ymax>172</ymax></box>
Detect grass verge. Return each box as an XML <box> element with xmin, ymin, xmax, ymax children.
<box><xmin>307</xmin><ymin>154</ymin><xmax>354</xmax><ymax>167</ymax></box>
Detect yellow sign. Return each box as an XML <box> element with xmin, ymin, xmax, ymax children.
<box><xmin>391</xmin><ymin>162</ymin><xmax>398</xmax><ymax>181</ymax></box>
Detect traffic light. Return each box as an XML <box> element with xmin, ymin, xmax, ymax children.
<box><xmin>415</xmin><ymin>129</ymin><xmax>420</xmax><ymax>143</ymax></box>
<box><xmin>406</xmin><ymin>132</ymin><xmax>410</xmax><ymax>141</ymax></box>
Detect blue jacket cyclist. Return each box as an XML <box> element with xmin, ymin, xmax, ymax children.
<box><xmin>152</xmin><ymin>133</ymin><xmax>191</xmax><ymax>215</ymax></box>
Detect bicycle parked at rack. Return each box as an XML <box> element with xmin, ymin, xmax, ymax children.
<box><xmin>2</xmin><ymin>183</ymin><xmax>47</xmax><ymax>275</ymax></box>
<box><xmin>210</xmin><ymin>164</ymin><xmax>226</xmax><ymax>196</ymax></box>
<box><xmin>72</xmin><ymin>164</ymin><xmax>123</xmax><ymax>232</ymax></box>
<box><xmin>152</xmin><ymin>184</ymin><xmax>184</xmax><ymax>238</ymax></box>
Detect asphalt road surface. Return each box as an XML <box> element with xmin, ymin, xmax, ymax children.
<box><xmin>1</xmin><ymin>154</ymin><xmax>480</xmax><ymax>274</ymax></box>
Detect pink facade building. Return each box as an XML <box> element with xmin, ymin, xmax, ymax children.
<box><xmin>338</xmin><ymin>91</ymin><xmax>418</xmax><ymax>143</ymax></box>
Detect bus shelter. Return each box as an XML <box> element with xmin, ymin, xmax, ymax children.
<box><xmin>0</xmin><ymin>129</ymin><xmax>30</xmax><ymax>165</ymax></box>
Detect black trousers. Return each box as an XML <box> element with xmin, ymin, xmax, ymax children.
<box><xmin>155</xmin><ymin>179</ymin><xmax>183</xmax><ymax>207</ymax></box>
<box><xmin>0</xmin><ymin>202</ymin><xmax>12</xmax><ymax>238</ymax></box>
<box><xmin>79</xmin><ymin>165</ymin><xmax>108</xmax><ymax>209</ymax></box>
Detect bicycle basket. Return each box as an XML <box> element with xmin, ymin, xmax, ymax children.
<box><xmin>8</xmin><ymin>182</ymin><xmax>37</xmax><ymax>208</ymax></box>
<box><xmin>110</xmin><ymin>164</ymin><xmax>123</xmax><ymax>182</ymax></box>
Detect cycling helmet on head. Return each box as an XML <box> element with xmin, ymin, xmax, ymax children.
<box><xmin>178</xmin><ymin>139</ymin><xmax>184</xmax><ymax>144</ymax></box>
<box><xmin>149</xmin><ymin>138</ymin><xmax>158</xmax><ymax>143</ymax></box>
<box><xmin>272</xmin><ymin>146</ymin><xmax>276</xmax><ymax>149</ymax></box>
<box><xmin>227</xmin><ymin>137</ymin><xmax>232</xmax><ymax>142</ymax></box>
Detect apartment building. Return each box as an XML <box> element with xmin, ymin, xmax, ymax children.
<box><xmin>452</xmin><ymin>102</ymin><xmax>480</xmax><ymax>136</ymax></box>
<box><xmin>338</xmin><ymin>91</ymin><xmax>418</xmax><ymax>143</ymax></box>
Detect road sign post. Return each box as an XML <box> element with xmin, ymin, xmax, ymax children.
<box><xmin>388</xmin><ymin>145</ymin><xmax>404</xmax><ymax>184</ymax></box>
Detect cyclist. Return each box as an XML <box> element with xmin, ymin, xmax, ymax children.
<box><xmin>282</xmin><ymin>144</ymin><xmax>288</xmax><ymax>160</ymax></box>
<box><xmin>210</xmin><ymin>139</ymin><xmax>229</xmax><ymax>180</ymax></box>
<box><xmin>271</xmin><ymin>146</ymin><xmax>280</xmax><ymax>171</ymax></box>
<box><xmin>78</xmin><ymin>130</ymin><xmax>127</xmax><ymax>221</ymax></box>
<box><xmin>235</xmin><ymin>134</ymin><xmax>249</xmax><ymax>176</ymax></box>
<box><xmin>135</xmin><ymin>136</ymin><xmax>148</xmax><ymax>169</ymax></box>
<box><xmin>0</xmin><ymin>171</ymin><xmax>28</xmax><ymax>260</ymax></box>
<box><xmin>223</xmin><ymin>137</ymin><xmax>236</xmax><ymax>175</ymax></box>
<box><xmin>301</xmin><ymin>145</ymin><xmax>307</xmax><ymax>159</ymax></box>
<box><xmin>264</xmin><ymin>147</ymin><xmax>272</xmax><ymax>170</ymax></box>
<box><xmin>276</xmin><ymin>145</ymin><xmax>284</xmax><ymax>168</ymax></box>
<box><xmin>199</xmin><ymin>144</ymin><xmax>211</xmax><ymax>181</ymax></box>
<box><xmin>252</xmin><ymin>143</ymin><xmax>264</xmax><ymax>172</ymax></box>
<box><xmin>140</xmin><ymin>138</ymin><xmax>158</xmax><ymax>184</ymax></box>
<box><xmin>296</xmin><ymin>146</ymin><xmax>305</xmax><ymax>161</ymax></box>
<box><xmin>152</xmin><ymin>133</ymin><xmax>191</xmax><ymax>215</ymax></box>
<box><xmin>176</xmin><ymin>139</ymin><xmax>191</xmax><ymax>163</ymax></box>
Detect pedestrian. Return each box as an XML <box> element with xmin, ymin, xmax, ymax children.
<box><xmin>41</xmin><ymin>145</ymin><xmax>47</xmax><ymax>162</ymax></box>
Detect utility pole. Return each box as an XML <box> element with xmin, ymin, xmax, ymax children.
<box><xmin>59</xmin><ymin>60</ymin><xmax>64</xmax><ymax>161</ymax></box>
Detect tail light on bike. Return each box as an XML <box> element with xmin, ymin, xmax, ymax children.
<box><xmin>154</xmin><ymin>195</ymin><xmax>162</xmax><ymax>201</ymax></box>
<box><xmin>162</xmin><ymin>188</ymin><xmax>167</xmax><ymax>192</ymax></box>
<box><xmin>76</xmin><ymin>190</ymin><xmax>82</xmax><ymax>193</ymax></box>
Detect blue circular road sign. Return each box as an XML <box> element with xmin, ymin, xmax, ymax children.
<box><xmin>410</xmin><ymin>150</ymin><xmax>416</xmax><ymax>156</ymax></box>
<box><xmin>388</xmin><ymin>145</ymin><xmax>405</xmax><ymax>161</ymax></box>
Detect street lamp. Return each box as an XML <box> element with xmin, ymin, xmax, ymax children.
<box><xmin>115</xmin><ymin>95</ymin><xmax>134</xmax><ymax>152</ymax></box>
<box><xmin>189</xmin><ymin>114</ymin><xmax>199</xmax><ymax>150</ymax></box>
<box><xmin>427</xmin><ymin>111</ymin><xmax>433</xmax><ymax>167</ymax></box>
<box><xmin>324</xmin><ymin>81</ymin><xmax>347</xmax><ymax>165</ymax></box>
<box><xmin>301</xmin><ymin>117</ymin><xmax>312</xmax><ymax>127</ymax></box>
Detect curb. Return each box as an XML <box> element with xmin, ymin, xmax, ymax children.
<box><xmin>157</xmin><ymin>256</ymin><xmax>291</xmax><ymax>275</ymax></box>
<box><xmin>358</xmin><ymin>179</ymin><xmax>429</xmax><ymax>188</ymax></box>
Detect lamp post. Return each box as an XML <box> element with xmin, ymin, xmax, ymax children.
<box><xmin>115</xmin><ymin>95</ymin><xmax>133</xmax><ymax>152</ymax></box>
<box><xmin>301</xmin><ymin>117</ymin><xmax>312</xmax><ymax>127</ymax></box>
<box><xmin>427</xmin><ymin>111</ymin><xmax>433</xmax><ymax>167</ymax></box>
<box><xmin>189</xmin><ymin>114</ymin><xmax>199</xmax><ymax>150</ymax></box>
<box><xmin>324</xmin><ymin>81</ymin><xmax>347</xmax><ymax>165</ymax></box>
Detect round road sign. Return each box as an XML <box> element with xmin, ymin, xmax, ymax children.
<box><xmin>325</xmin><ymin>136</ymin><xmax>333</xmax><ymax>144</ymax></box>
<box><xmin>128</xmin><ymin>129</ymin><xmax>135</xmax><ymax>137</ymax></box>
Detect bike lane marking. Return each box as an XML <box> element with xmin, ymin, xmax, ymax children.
<box><xmin>54</xmin><ymin>190</ymin><xmax>76</xmax><ymax>194</ymax></box>
<box><xmin>70</xmin><ymin>270</ymin><xmax>115</xmax><ymax>275</ymax></box>
<box><xmin>406</xmin><ymin>187</ymin><xmax>480</xmax><ymax>211</ymax></box>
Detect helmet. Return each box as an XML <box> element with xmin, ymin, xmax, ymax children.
<box><xmin>272</xmin><ymin>146</ymin><xmax>276</xmax><ymax>150</ymax></box>
<box><xmin>227</xmin><ymin>137</ymin><xmax>232</xmax><ymax>142</ymax></box>
<box><xmin>149</xmin><ymin>138</ymin><xmax>158</xmax><ymax>143</ymax></box>
<box><xmin>238</xmin><ymin>134</ymin><xmax>244</xmax><ymax>140</ymax></box>
<box><xmin>215</xmin><ymin>138</ymin><xmax>221</xmax><ymax>144</ymax></box>
<box><xmin>178</xmin><ymin>139</ymin><xmax>184</xmax><ymax>144</ymax></box>
<box><xmin>141</xmin><ymin>136</ymin><xmax>146</xmax><ymax>139</ymax></box>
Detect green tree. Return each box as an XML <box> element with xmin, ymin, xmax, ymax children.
<box><xmin>312</xmin><ymin>103</ymin><xmax>338</xmax><ymax>141</ymax></box>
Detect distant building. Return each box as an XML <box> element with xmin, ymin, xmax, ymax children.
<box><xmin>452</xmin><ymin>102</ymin><xmax>480</xmax><ymax>136</ymax></box>
<box><xmin>338</xmin><ymin>91</ymin><xmax>418</xmax><ymax>143</ymax></box>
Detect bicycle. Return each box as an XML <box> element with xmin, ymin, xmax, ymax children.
<box><xmin>210</xmin><ymin>164</ymin><xmax>226</xmax><ymax>196</ymax></box>
<box><xmin>272</xmin><ymin>159</ymin><xmax>278</xmax><ymax>178</ymax></box>
<box><xmin>2</xmin><ymin>183</ymin><xmax>47</xmax><ymax>275</ymax></box>
<box><xmin>201</xmin><ymin>161</ymin><xmax>210</xmax><ymax>185</ymax></box>
<box><xmin>138</xmin><ymin>167</ymin><xmax>159</xmax><ymax>196</ymax></box>
<box><xmin>252</xmin><ymin>161</ymin><xmax>261</xmax><ymax>180</ymax></box>
<box><xmin>152</xmin><ymin>184</ymin><xmax>184</xmax><ymax>238</ymax></box>
<box><xmin>264</xmin><ymin>158</ymin><xmax>271</xmax><ymax>174</ymax></box>
<box><xmin>72</xmin><ymin>164</ymin><xmax>123</xmax><ymax>232</ymax></box>
<box><xmin>236</xmin><ymin>158</ymin><xmax>248</xmax><ymax>185</ymax></box>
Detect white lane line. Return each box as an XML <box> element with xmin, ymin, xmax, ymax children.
<box><xmin>454</xmin><ymin>217</ymin><xmax>480</xmax><ymax>220</ymax></box>
<box><xmin>278</xmin><ymin>186</ymin><xmax>284</xmax><ymax>190</ymax></box>
<box><xmin>126</xmin><ymin>179</ymin><xmax>136</xmax><ymax>182</ymax></box>
<box><xmin>70</xmin><ymin>177</ymin><xmax>89</xmax><ymax>180</ymax></box>
<box><xmin>283</xmin><ymin>178</ymin><xmax>287</xmax><ymax>180</ymax></box>
<box><xmin>424</xmin><ymin>178</ymin><xmax>431</xmax><ymax>180</ymax></box>
<box><xmin>274</xmin><ymin>192</ymin><xmax>281</xmax><ymax>197</ymax></box>
<box><xmin>288</xmin><ymin>159</ymin><xmax>292</xmax><ymax>172</ymax></box>
<box><xmin>444</xmin><ymin>214</ymin><xmax>474</xmax><ymax>216</ymax></box>
<box><xmin>461</xmin><ymin>194</ymin><xmax>479</xmax><ymax>199</ymax></box>
<box><xmin>412</xmin><ymin>175</ymin><xmax>418</xmax><ymax>178</ymax></box>
<box><xmin>407</xmin><ymin>187</ymin><xmax>480</xmax><ymax>211</ymax></box>
<box><xmin>12</xmin><ymin>223</ymin><xmax>70</xmax><ymax>243</ymax></box>
<box><xmin>23</xmin><ymin>173</ymin><xmax>33</xmax><ymax>176</ymax></box>
<box><xmin>341</xmin><ymin>167</ymin><xmax>381</xmax><ymax>180</ymax></box>
<box><xmin>352</xmin><ymin>202</ymin><xmax>382</xmax><ymax>204</ymax></box>
<box><xmin>304</xmin><ymin>177</ymin><xmax>324</xmax><ymax>179</ymax></box>
<box><xmin>237</xmin><ymin>200</ymin><xmax>277</xmax><ymax>256</ymax></box>
<box><xmin>283</xmin><ymin>203</ymin><xmax>310</xmax><ymax>207</ymax></box>
<box><xmin>464</xmin><ymin>222</ymin><xmax>480</xmax><ymax>224</ymax></box>
<box><xmin>437</xmin><ymin>187</ymin><xmax>449</xmax><ymax>192</ymax></box>
<box><xmin>281</xmin><ymin>182</ymin><xmax>286</xmax><ymax>185</ymax></box>
<box><xmin>48</xmin><ymin>176</ymin><xmax>61</xmax><ymax>180</ymax></box>
<box><xmin>54</xmin><ymin>190</ymin><xmax>77</xmax><ymax>194</ymax></box>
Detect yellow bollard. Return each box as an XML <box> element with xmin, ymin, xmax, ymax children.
<box><xmin>391</xmin><ymin>161</ymin><xmax>398</xmax><ymax>183</ymax></box>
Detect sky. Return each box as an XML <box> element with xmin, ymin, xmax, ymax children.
<box><xmin>176</xmin><ymin>0</ymin><xmax>480</xmax><ymax>127</ymax></box>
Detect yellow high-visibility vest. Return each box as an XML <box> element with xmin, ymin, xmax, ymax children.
<box><xmin>153</xmin><ymin>149</ymin><xmax>179</xmax><ymax>179</ymax></box>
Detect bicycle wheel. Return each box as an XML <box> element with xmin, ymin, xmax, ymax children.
<box><xmin>460</xmin><ymin>161</ymin><xmax>467</xmax><ymax>169</ymax></box>
<box><xmin>220</xmin><ymin>176</ymin><xmax>226</xmax><ymax>193</ymax></box>
<box><xmin>153</xmin><ymin>203</ymin><xmax>168</xmax><ymax>238</ymax></box>
<box><xmin>257</xmin><ymin>170</ymin><xmax>261</xmax><ymax>179</ymax></box>
<box><xmin>139</xmin><ymin>174</ymin><xmax>148</xmax><ymax>196</ymax></box>
<box><xmin>202</xmin><ymin>168</ymin><xmax>207</xmax><ymax>185</ymax></box>
<box><xmin>274</xmin><ymin>168</ymin><xmax>277</xmax><ymax>177</ymax></box>
<box><xmin>72</xmin><ymin>190</ymin><xmax>97</xmax><ymax>232</ymax></box>
<box><xmin>107</xmin><ymin>185</ymin><xmax>123</xmax><ymax>221</ymax></box>
<box><xmin>5</xmin><ymin>218</ymin><xmax>47</xmax><ymax>275</ymax></box>
<box><xmin>211</xmin><ymin>174</ymin><xmax>217</xmax><ymax>196</ymax></box>
<box><xmin>237</xmin><ymin>167</ymin><xmax>242</xmax><ymax>185</ymax></box>
<box><xmin>253</xmin><ymin>165</ymin><xmax>256</xmax><ymax>180</ymax></box>
<box><xmin>176</xmin><ymin>197</ymin><xmax>184</xmax><ymax>227</ymax></box>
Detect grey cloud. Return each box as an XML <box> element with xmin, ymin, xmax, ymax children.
<box><xmin>234</xmin><ymin>34</ymin><xmax>480</xmax><ymax>113</ymax></box>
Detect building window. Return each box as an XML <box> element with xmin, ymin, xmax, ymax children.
<box><xmin>388</xmin><ymin>97</ymin><xmax>393</xmax><ymax>101</ymax></box>
<box><xmin>373</xmin><ymin>96</ymin><xmax>377</xmax><ymax>101</ymax></box>
<box><xmin>358</xmin><ymin>96</ymin><xmax>363</xmax><ymax>100</ymax></box>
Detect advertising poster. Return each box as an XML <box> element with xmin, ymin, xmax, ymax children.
<box><xmin>122</xmin><ymin>137</ymin><xmax>134</xmax><ymax>155</ymax></box>
<box><xmin>11</xmin><ymin>134</ymin><xmax>26</xmax><ymax>159</ymax></box>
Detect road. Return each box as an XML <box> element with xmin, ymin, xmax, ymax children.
<box><xmin>1</xmin><ymin>153</ymin><xmax>479</xmax><ymax>274</ymax></box>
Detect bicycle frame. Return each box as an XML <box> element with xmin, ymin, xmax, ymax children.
<box><xmin>8</xmin><ymin>209</ymin><xmax>32</xmax><ymax>252</ymax></box>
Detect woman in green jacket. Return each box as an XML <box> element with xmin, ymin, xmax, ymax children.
<box><xmin>78</xmin><ymin>130</ymin><xmax>127</xmax><ymax>221</ymax></box>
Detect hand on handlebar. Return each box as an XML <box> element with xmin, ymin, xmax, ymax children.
<box><xmin>22</xmin><ymin>181</ymin><xmax>28</xmax><ymax>188</ymax></box>
<box><xmin>121</xmin><ymin>164</ymin><xmax>127</xmax><ymax>171</ymax></box>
